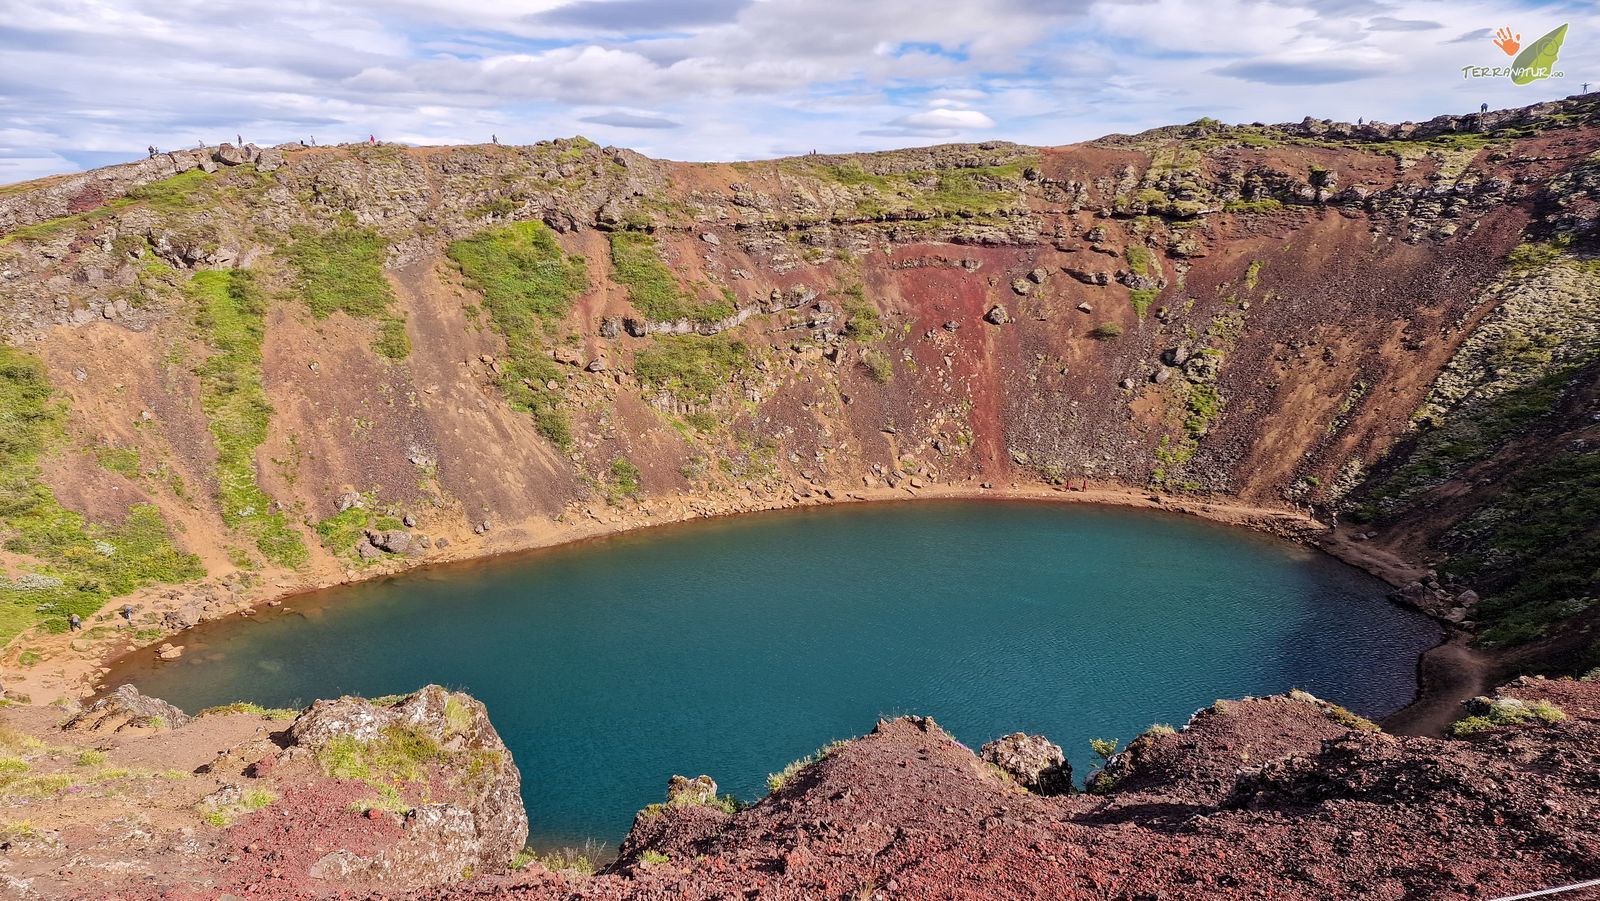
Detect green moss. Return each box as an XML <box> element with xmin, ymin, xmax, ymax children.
<box><xmin>634</xmin><ymin>335</ymin><xmax>752</xmax><ymax>404</ymax></box>
<box><xmin>609</xmin><ymin>231</ymin><xmax>735</xmax><ymax>323</ymax></box>
<box><xmin>0</xmin><ymin>349</ymin><xmax>203</xmax><ymax>643</ymax></box>
<box><xmin>1362</xmin><ymin>365</ymin><xmax>1587</xmax><ymax>517</ymax></box>
<box><xmin>1244</xmin><ymin>260</ymin><xmax>1264</xmax><ymax>291</ymax></box>
<box><xmin>126</xmin><ymin>169</ymin><xmax>216</xmax><ymax>214</ymax></box>
<box><xmin>805</xmin><ymin>159</ymin><xmax>1034</xmax><ymax>220</ymax></box>
<box><xmin>1223</xmin><ymin>198</ymin><xmax>1283</xmax><ymax>214</ymax></box>
<box><xmin>1445</xmin><ymin>450</ymin><xmax>1600</xmax><ymax>648</ymax></box>
<box><xmin>1448</xmin><ymin>698</ymin><xmax>1565</xmax><ymax>736</ymax></box>
<box><xmin>93</xmin><ymin>445</ymin><xmax>142</xmax><ymax>478</ymax></box>
<box><xmin>861</xmin><ymin>349</ymin><xmax>894</xmax><ymax>384</ymax></box>
<box><xmin>1129</xmin><ymin>288</ymin><xmax>1158</xmax><ymax>317</ymax></box>
<box><xmin>840</xmin><ymin>285</ymin><xmax>884</xmax><ymax>342</ymax></box>
<box><xmin>1124</xmin><ymin>245</ymin><xmax>1154</xmax><ymax>277</ymax></box>
<box><xmin>445</xmin><ymin>222</ymin><xmax>590</xmax><ymax>448</ymax></box>
<box><xmin>373</xmin><ymin>317</ymin><xmax>411</xmax><ymax>360</ymax></box>
<box><xmin>316</xmin><ymin>724</ymin><xmax>444</xmax><ymax>785</ymax></box>
<box><xmin>683</xmin><ymin>411</ymin><xmax>718</xmax><ymax>433</ymax></box>
<box><xmin>284</xmin><ymin>226</ymin><xmax>408</xmax><ymax>361</ymax></box>
<box><xmin>1089</xmin><ymin>323</ymin><xmax>1123</xmax><ymax>340</ymax></box>
<box><xmin>187</xmin><ymin>271</ymin><xmax>307</xmax><ymax>568</ymax></box>
<box><xmin>599</xmin><ymin>457</ymin><xmax>642</xmax><ymax>505</ymax></box>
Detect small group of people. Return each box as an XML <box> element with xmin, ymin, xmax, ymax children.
<box><xmin>66</xmin><ymin>605</ymin><xmax>135</xmax><ymax>632</ymax></box>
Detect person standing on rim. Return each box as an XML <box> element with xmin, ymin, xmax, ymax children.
<box><xmin>68</xmin><ymin>613</ymin><xmax>81</xmax><ymax>632</ymax></box>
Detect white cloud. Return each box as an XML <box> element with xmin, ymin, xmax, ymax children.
<box><xmin>893</xmin><ymin>108</ymin><xmax>998</xmax><ymax>130</ymax></box>
<box><xmin>2</xmin><ymin>0</ymin><xmax>1599</xmax><ymax>182</ymax></box>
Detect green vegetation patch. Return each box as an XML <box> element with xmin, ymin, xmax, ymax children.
<box><xmin>197</xmin><ymin>701</ymin><xmax>300</xmax><ymax>720</ymax></box>
<box><xmin>805</xmin><ymin>159</ymin><xmax>1034</xmax><ymax>220</ymax></box>
<box><xmin>0</xmin><ymin>348</ymin><xmax>203</xmax><ymax>643</ymax></box>
<box><xmin>861</xmin><ymin>348</ymin><xmax>894</xmax><ymax>384</ymax></box>
<box><xmin>284</xmin><ymin>226</ymin><xmax>409</xmax><ymax>360</ymax></box>
<box><xmin>188</xmin><ymin>270</ymin><xmax>307</xmax><ymax>568</ymax></box>
<box><xmin>1360</xmin><ymin>364</ymin><xmax>1586</xmax><ymax>518</ymax></box>
<box><xmin>1124</xmin><ymin>245</ymin><xmax>1154</xmax><ymax>277</ymax></box>
<box><xmin>1444</xmin><ymin>450</ymin><xmax>1600</xmax><ymax>647</ymax></box>
<box><xmin>609</xmin><ymin>231</ymin><xmax>735</xmax><ymax>324</ymax></box>
<box><xmin>766</xmin><ymin>740</ymin><xmax>847</xmax><ymax>793</ymax></box>
<box><xmin>126</xmin><ymin>169</ymin><xmax>216</xmax><ymax>214</ymax></box>
<box><xmin>839</xmin><ymin>284</ymin><xmax>884</xmax><ymax>342</ymax></box>
<box><xmin>1448</xmin><ymin>698</ymin><xmax>1565</xmax><ymax>736</ymax></box>
<box><xmin>445</xmin><ymin>222</ymin><xmax>590</xmax><ymax>448</ymax></box>
<box><xmin>634</xmin><ymin>335</ymin><xmax>752</xmax><ymax>404</ymax></box>
<box><xmin>598</xmin><ymin>458</ymin><xmax>642</xmax><ymax>506</ymax></box>
<box><xmin>317</xmin><ymin>725</ymin><xmax>442</xmax><ymax>783</ymax></box>
<box><xmin>314</xmin><ymin>501</ymin><xmax>403</xmax><ymax>562</ymax></box>
<box><xmin>93</xmin><ymin>445</ymin><xmax>142</xmax><ymax>478</ymax></box>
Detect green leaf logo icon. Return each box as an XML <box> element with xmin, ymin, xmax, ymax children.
<box><xmin>1511</xmin><ymin>24</ymin><xmax>1567</xmax><ymax>85</ymax></box>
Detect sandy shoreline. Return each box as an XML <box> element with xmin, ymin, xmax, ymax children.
<box><xmin>3</xmin><ymin>479</ymin><xmax>1485</xmax><ymax>735</ymax></box>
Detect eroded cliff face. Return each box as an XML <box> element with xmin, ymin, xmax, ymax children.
<box><xmin>0</xmin><ymin>97</ymin><xmax>1597</xmax><ymax>679</ymax></box>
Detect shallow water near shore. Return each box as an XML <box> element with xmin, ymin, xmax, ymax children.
<box><xmin>110</xmin><ymin>500</ymin><xmax>1439</xmax><ymax>848</ymax></box>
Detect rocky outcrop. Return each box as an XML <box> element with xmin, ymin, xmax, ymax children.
<box><xmin>61</xmin><ymin>683</ymin><xmax>191</xmax><ymax>732</ymax></box>
<box><xmin>979</xmin><ymin>732</ymin><xmax>1072</xmax><ymax>795</ymax></box>
<box><xmin>0</xmin><ymin>686</ymin><xmax>528</xmax><ymax>898</ymax></box>
<box><xmin>285</xmin><ymin>684</ymin><xmax>527</xmax><ymax>886</ymax></box>
<box><xmin>9</xmin><ymin>679</ymin><xmax>1600</xmax><ymax>898</ymax></box>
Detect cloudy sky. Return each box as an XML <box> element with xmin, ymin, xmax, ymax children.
<box><xmin>1</xmin><ymin>0</ymin><xmax>1595</xmax><ymax>182</ymax></box>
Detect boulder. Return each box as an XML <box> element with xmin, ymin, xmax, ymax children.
<box><xmin>980</xmin><ymin>732</ymin><xmax>1072</xmax><ymax>795</ymax></box>
<box><xmin>1010</xmin><ymin>278</ymin><xmax>1032</xmax><ymax>296</ymax></box>
<box><xmin>213</xmin><ymin>143</ymin><xmax>250</xmax><ymax>166</ymax></box>
<box><xmin>666</xmin><ymin>774</ymin><xmax>719</xmax><ymax>806</ymax></box>
<box><xmin>288</xmin><ymin>687</ymin><xmax>526</xmax><ymax>891</ymax></box>
<box><xmin>624</xmin><ymin>318</ymin><xmax>648</xmax><ymax>338</ymax></box>
<box><xmin>1027</xmin><ymin>267</ymin><xmax>1050</xmax><ymax>284</ymax></box>
<box><xmin>1162</xmin><ymin>345</ymin><xmax>1192</xmax><ymax>367</ymax></box>
<box><xmin>365</xmin><ymin>529</ymin><xmax>412</xmax><ymax>554</ymax></box>
<box><xmin>553</xmin><ymin>346</ymin><xmax>583</xmax><ymax>367</ymax></box>
<box><xmin>162</xmin><ymin>602</ymin><xmax>205</xmax><ymax>630</ymax></box>
<box><xmin>64</xmin><ymin>684</ymin><xmax>191</xmax><ymax>733</ymax></box>
<box><xmin>985</xmin><ymin>305</ymin><xmax>1010</xmax><ymax>325</ymax></box>
<box><xmin>599</xmin><ymin>316</ymin><xmax>622</xmax><ymax>339</ymax></box>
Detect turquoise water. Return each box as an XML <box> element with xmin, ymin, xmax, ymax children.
<box><xmin>113</xmin><ymin>501</ymin><xmax>1438</xmax><ymax>848</ymax></box>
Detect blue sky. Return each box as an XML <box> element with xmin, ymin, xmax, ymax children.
<box><xmin>0</xmin><ymin>0</ymin><xmax>1595</xmax><ymax>182</ymax></box>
